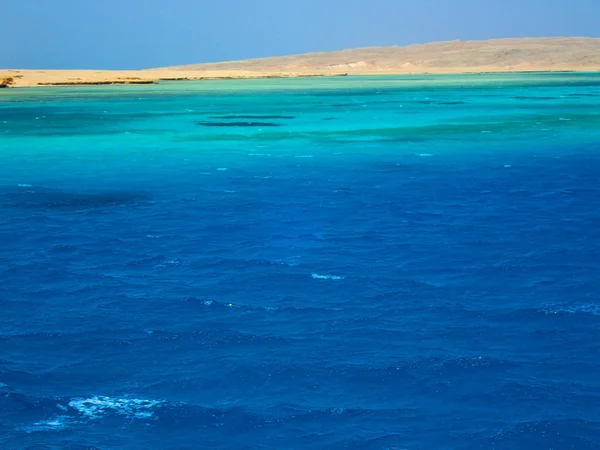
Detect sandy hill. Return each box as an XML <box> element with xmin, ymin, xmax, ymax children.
<box><xmin>2</xmin><ymin>37</ymin><xmax>600</xmax><ymax>87</ymax></box>
<box><xmin>159</xmin><ymin>37</ymin><xmax>600</xmax><ymax>74</ymax></box>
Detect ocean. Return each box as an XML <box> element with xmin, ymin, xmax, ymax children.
<box><xmin>1</xmin><ymin>73</ymin><xmax>600</xmax><ymax>449</ymax></box>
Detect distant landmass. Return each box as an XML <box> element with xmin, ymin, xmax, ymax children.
<box><xmin>3</xmin><ymin>37</ymin><xmax>600</xmax><ymax>87</ymax></box>
<box><xmin>161</xmin><ymin>37</ymin><xmax>600</xmax><ymax>74</ymax></box>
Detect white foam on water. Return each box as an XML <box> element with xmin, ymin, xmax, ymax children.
<box><xmin>203</xmin><ymin>300</ymin><xmax>213</xmax><ymax>306</ymax></box>
<box><xmin>163</xmin><ymin>259</ymin><xmax>182</xmax><ymax>266</ymax></box>
<box><xmin>546</xmin><ymin>303</ymin><xmax>600</xmax><ymax>316</ymax></box>
<box><xmin>248</xmin><ymin>153</ymin><xmax>272</xmax><ymax>156</ymax></box>
<box><xmin>312</xmin><ymin>273</ymin><xmax>345</xmax><ymax>281</ymax></box>
<box><xmin>481</xmin><ymin>130</ymin><xmax>492</xmax><ymax>133</ymax></box>
<box><xmin>68</xmin><ymin>396</ymin><xmax>164</xmax><ymax>420</ymax></box>
<box><xmin>295</xmin><ymin>155</ymin><xmax>314</xmax><ymax>158</ymax></box>
<box><xmin>17</xmin><ymin>184</ymin><xmax>33</xmax><ymax>187</ymax></box>
<box><xmin>559</xmin><ymin>117</ymin><xmax>571</xmax><ymax>121</ymax></box>
<box><xmin>217</xmin><ymin>168</ymin><xmax>228</xmax><ymax>171</ymax></box>
<box><xmin>21</xmin><ymin>416</ymin><xmax>70</xmax><ymax>433</ymax></box>
<box><xmin>146</xmin><ymin>234</ymin><xmax>160</xmax><ymax>238</ymax></box>
<box><xmin>416</xmin><ymin>153</ymin><xmax>434</xmax><ymax>157</ymax></box>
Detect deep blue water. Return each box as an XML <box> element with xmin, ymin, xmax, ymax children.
<box><xmin>1</xmin><ymin>74</ymin><xmax>600</xmax><ymax>449</ymax></box>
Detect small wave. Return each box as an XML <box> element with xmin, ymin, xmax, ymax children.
<box><xmin>295</xmin><ymin>155</ymin><xmax>314</xmax><ymax>158</ymax></box>
<box><xmin>17</xmin><ymin>183</ymin><xmax>32</xmax><ymax>187</ymax></box>
<box><xmin>311</xmin><ymin>273</ymin><xmax>344</xmax><ymax>281</ymax></box>
<box><xmin>69</xmin><ymin>396</ymin><xmax>164</xmax><ymax>420</ymax></box>
<box><xmin>248</xmin><ymin>153</ymin><xmax>272</xmax><ymax>156</ymax></box>
<box><xmin>416</xmin><ymin>153</ymin><xmax>434</xmax><ymax>157</ymax></box>
<box><xmin>545</xmin><ymin>303</ymin><xmax>600</xmax><ymax>316</ymax></box>
<box><xmin>273</xmin><ymin>256</ymin><xmax>302</xmax><ymax>267</ymax></box>
<box><xmin>2</xmin><ymin>187</ymin><xmax>150</xmax><ymax>210</ymax></box>
<box><xmin>154</xmin><ymin>258</ymin><xmax>184</xmax><ymax>268</ymax></box>
<box><xmin>438</xmin><ymin>355</ymin><xmax>515</xmax><ymax>373</ymax></box>
<box><xmin>21</xmin><ymin>416</ymin><xmax>70</xmax><ymax>433</ymax></box>
<box><xmin>183</xmin><ymin>297</ymin><xmax>244</xmax><ymax>310</ymax></box>
<box><xmin>217</xmin><ymin>167</ymin><xmax>228</xmax><ymax>171</ymax></box>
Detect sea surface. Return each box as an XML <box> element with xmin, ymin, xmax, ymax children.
<box><xmin>1</xmin><ymin>73</ymin><xmax>600</xmax><ymax>449</ymax></box>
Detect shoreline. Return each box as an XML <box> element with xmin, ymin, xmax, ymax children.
<box><xmin>1</xmin><ymin>68</ymin><xmax>599</xmax><ymax>89</ymax></box>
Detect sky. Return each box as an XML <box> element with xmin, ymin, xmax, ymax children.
<box><xmin>1</xmin><ymin>0</ymin><xmax>599</xmax><ymax>69</ymax></box>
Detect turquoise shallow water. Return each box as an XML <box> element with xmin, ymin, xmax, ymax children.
<box><xmin>1</xmin><ymin>73</ymin><xmax>600</xmax><ymax>449</ymax></box>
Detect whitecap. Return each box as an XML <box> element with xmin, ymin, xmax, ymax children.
<box><xmin>68</xmin><ymin>396</ymin><xmax>163</xmax><ymax>420</ymax></box>
<box><xmin>546</xmin><ymin>303</ymin><xmax>600</xmax><ymax>316</ymax></box>
<box><xmin>416</xmin><ymin>153</ymin><xmax>434</xmax><ymax>157</ymax></box>
<box><xmin>312</xmin><ymin>273</ymin><xmax>344</xmax><ymax>281</ymax></box>
<box><xmin>146</xmin><ymin>234</ymin><xmax>160</xmax><ymax>238</ymax></box>
<box><xmin>21</xmin><ymin>416</ymin><xmax>70</xmax><ymax>433</ymax></box>
<box><xmin>481</xmin><ymin>130</ymin><xmax>492</xmax><ymax>133</ymax></box>
<box><xmin>217</xmin><ymin>168</ymin><xmax>228</xmax><ymax>171</ymax></box>
<box><xmin>559</xmin><ymin>117</ymin><xmax>571</xmax><ymax>121</ymax></box>
<box><xmin>203</xmin><ymin>300</ymin><xmax>213</xmax><ymax>306</ymax></box>
<box><xmin>17</xmin><ymin>184</ymin><xmax>33</xmax><ymax>187</ymax></box>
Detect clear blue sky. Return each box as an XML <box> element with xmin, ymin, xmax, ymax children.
<box><xmin>2</xmin><ymin>0</ymin><xmax>599</xmax><ymax>69</ymax></box>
